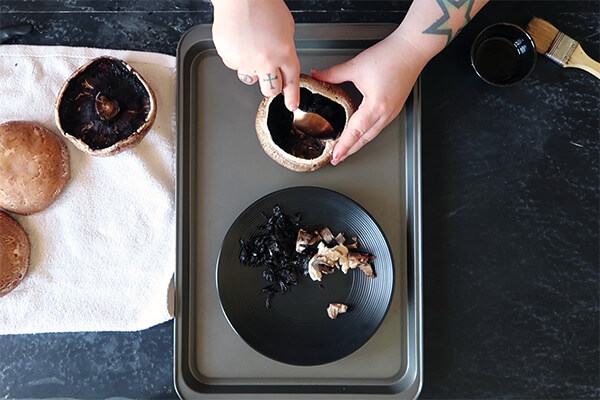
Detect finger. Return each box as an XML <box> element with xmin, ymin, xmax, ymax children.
<box><xmin>331</xmin><ymin>107</ymin><xmax>382</xmax><ymax>165</ymax></box>
<box><xmin>213</xmin><ymin>47</ymin><xmax>237</xmax><ymax>70</ymax></box>
<box><xmin>280</xmin><ymin>60</ymin><xmax>301</xmax><ymax>111</ymax></box>
<box><xmin>258</xmin><ymin>69</ymin><xmax>283</xmax><ymax>97</ymax></box>
<box><xmin>237</xmin><ymin>71</ymin><xmax>258</xmax><ymax>85</ymax></box>
<box><xmin>310</xmin><ymin>62</ymin><xmax>353</xmax><ymax>85</ymax></box>
<box><xmin>344</xmin><ymin>117</ymin><xmax>389</xmax><ymax>157</ymax></box>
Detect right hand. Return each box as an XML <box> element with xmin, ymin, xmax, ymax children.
<box><xmin>312</xmin><ymin>33</ymin><xmax>428</xmax><ymax>165</ymax></box>
<box><xmin>211</xmin><ymin>0</ymin><xmax>301</xmax><ymax>111</ymax></box>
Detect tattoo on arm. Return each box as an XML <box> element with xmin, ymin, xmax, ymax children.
<box><xmin>423</xmin><ymin>0</ymin><xmax>475</xmax><ymax>44</ymax></box>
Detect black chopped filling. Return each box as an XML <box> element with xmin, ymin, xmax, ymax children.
<box><xmin>239</xmin><ymin>206</ymin><xmax>316</xmax><ymax>308</ymax></box>
<box><xmin>57</xmin><ymin>58</ymin><xmax>151</xmax><ymax>150</ymax></box>
<box><xmin>239</xmin><ymin>206</ymin><xmax>376</xmax><ymax>308</ymax></box>
<box><xmin>266</xmin><ymin>88</ymin><xmax>346</xmax><ymax>159</ymax></box>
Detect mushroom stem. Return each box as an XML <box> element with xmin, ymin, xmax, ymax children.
<box><xmin>95</xmin><ymin>93</ymin><xmax>120</xmax><ymax>120</ymax></box>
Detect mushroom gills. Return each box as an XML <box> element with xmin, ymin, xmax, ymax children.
<box><xmin>95</xmin><ymin>93</ymin><xmax>120</xmax><ymax>121</ymax></box>
<box><xmin>57</xmin><ymin>58</ymin><xmax>152</xmax><ymax>150</ymax></box>
<box><xmin>266</xmin><ymin>88</ymin><xmax>346</xmax><ymax>160</ymax></box>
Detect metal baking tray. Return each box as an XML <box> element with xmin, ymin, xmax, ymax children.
<box><xmin>175</xmin><ymin>23</ymin><xmax>422</xmax><ymax>399</ymax></box>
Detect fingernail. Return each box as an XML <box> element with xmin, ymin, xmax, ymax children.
<box><xmin>331</xmin><ymin>154</ymin><xmax>346</xmax><ymax>166</ymax></box>
<box><xmin>287</xmin><ymin>103</ymin><xmax>298</xmax><ymax>112</ymax></box>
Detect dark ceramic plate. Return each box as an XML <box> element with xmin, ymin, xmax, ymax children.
<box><xmin>216</xmin><ymin>186</ymin><xmax>394</xmax><ymax>366</ymax></box>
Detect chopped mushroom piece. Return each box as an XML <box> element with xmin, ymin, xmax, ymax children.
<box><xmin>346</xmin><ymin>236</ymin><xmax>359</xmax><ymax>249</ymax></box>
<box><xmin>348</xmin><ymin>252</ymin><xmax>376</xmax><ymax>277</ymax></box>
<box><xmin>327</xmin><ymin>303</ymin><xmax>348</xmax><ymax>319</ymax></box>
<box><xmin>318</xmin><ymin>242</ymin><xmax>349</xmax><ymax>267</ymax></box>
<box><xmin>298</xmin><ymin>226</ymin><xmax>376</xmax><ymax>281</ymax></box>
<box><xmin>334</xmin><ymin>232</ymin><xmax>345</xmax><ymax>245</ymax></box>
<box><xmin>348</xmin><ymin>252</ymin><xmax>375</xmax><ymax>268</ymax></box>
<box><xmin>307</xmin><ymin>242</ymin><xmax>349</xmax><ymax>281</ymax></box>
<box><xmin>358</xmin><ymin>264</ymin><xmax>376</xmax><ymax>278</ymax></box>
<box><xmin>308</xmin><ymin>259</ymin><xmax>336</xmax><ymax>281</ymax></box>
<box><xmin>319</xmin><ymin>227</ymin><xmax>335</xmax><ymax>244</ymax></box>
<box><xmin>295</xmin><ymin>228</ymin><xmax>321</xmax><ymax>253</ymax></box>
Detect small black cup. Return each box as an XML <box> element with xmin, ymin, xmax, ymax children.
<box><xmin>471</xmin><ymin>23</ymin><xmax>537</xmax><ymax>86</ymax></box>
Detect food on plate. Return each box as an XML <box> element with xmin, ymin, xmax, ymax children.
<box><xmin>327</xmin><ymin>303</ymin><xmax>348</xmax><ymax>319</ymax></box>
<box><xmin>348</xmin><ymin>252</ymin><xmax>376</xmax><ymax>278</ymax></box>
<box><xmin>239</xmin><ymin>205</ymin><xmax>311</xmax><ymax>308</ymax></box>
<box><xmin>0</xmin><ymin>211</ymin><xmax>30</xmax><ymax>297</ymax></box>
<box><xmin>55</xmin><ymin>56</ymin><xmax>156</xmax><ymax>156</ymax></box>
<box><xmin>255</xmin><ymin>74</ymin><xmax>355</xmax><ymax>172</ymax></box>
<box><xmin>296</xmin><ymin>227</ymin><xmax>376</xmax><ymax>281</ymax></box>
<box><xmin>0</xmin><ymin>121</ymin><xmax>70</xmax><ymax>215</ymax></box>
<box><xmin>239</xmin><ymin>206</ymin><xmax>376</xmax><ymax>308</ymax></box>
<box><xmin>295</xmin><ymin>227</ymin><xmax>321</xmax><ymax>253</ymax></box>
<box><xmin>307</xmin><ymin>242</ymin><xmax>348</xmax><ymax>281</ymax></box>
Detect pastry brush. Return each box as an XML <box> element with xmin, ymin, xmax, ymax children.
<box><xmin>526</xmin><ymin>17</ymin><xmax>600</xmax><ymax>79</ymax></box>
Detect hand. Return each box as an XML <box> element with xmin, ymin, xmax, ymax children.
<box><xmin>211</xmin><ymin>0</ymin><xmax>300</xmax><ymax>111</ymax></box>
<box><xmin>311</xmin><ymin>33</ymin><xmax>429</xmax><ymax>165</ymax></box>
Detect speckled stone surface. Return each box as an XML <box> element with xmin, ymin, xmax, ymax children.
<box><xmin>0</xmin><ymin>1</ymin><xmax>598</xmax><ymax>399</ymax></box>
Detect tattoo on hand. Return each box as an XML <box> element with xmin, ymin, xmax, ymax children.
<box><xmin>263</xmin><ymin>73</ymin><xmax>278</xmax><ymax>90</ymax></box>
<box><xmin>423</xmin><ymin>0</ymin><xmax>475</xmax><ymax>44</ymax></box>
<box><xmin>238</xmin><ymin>73</ymin><xmax>255</xmax><ymax>84</ymax></box>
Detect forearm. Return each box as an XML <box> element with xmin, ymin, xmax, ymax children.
<box><xmin>391</xmin><ymin>0</ymin><xmax>489</xmax><ymax>67</ymax></box>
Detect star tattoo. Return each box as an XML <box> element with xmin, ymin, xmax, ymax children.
<box><xmin>423</xmin><ymin>0</ymin><xmax>474</xmax><ymax>44</ymax></box>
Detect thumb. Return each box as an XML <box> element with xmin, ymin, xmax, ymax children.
<box><xmin>310</xmin><ymin>62</ymin><xmax>353</xmax><ymax>84</ymax></box>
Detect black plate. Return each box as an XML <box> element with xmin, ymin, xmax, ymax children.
<box><xmin>216</xmin><ymin>186</ymin><xmax>394</xmax><ymax>366</ymax></box>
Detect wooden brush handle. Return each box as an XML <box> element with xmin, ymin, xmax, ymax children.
<box><xmin>565</xmin><ymin>45</ymin><xmax>600</xmax><ymax>79</ymax></box>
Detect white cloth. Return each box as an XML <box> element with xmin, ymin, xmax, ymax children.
<box><xmin>0</xmin><ymin>45</ymin><xmax>176</xmax><ymax>334</ymax></box>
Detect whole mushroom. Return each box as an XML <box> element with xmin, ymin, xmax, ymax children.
<box><xmin>55</xmin><ymin>56</ymin><xmax>157</xmax><ymax>156</ymax></box>
<box><xmin>255</xmin><ymin>74</ymin><xmax>355</xmax><ymax>172</ymax></box>
<box><xmin>0</xmin><ymin>121</ymin><xmax>70</xmax><ymax>215</ymax></box>
<box><xmin>0</xmin><ymin>211</ymin><xmax>30</xmax><ymax>297</ymax></box>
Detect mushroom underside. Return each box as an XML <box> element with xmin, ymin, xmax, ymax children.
<box><xmin>57</xmin><ymin>58</ymin><xmax>152</xmax><ymax>150</ymax></box>
<box><xmin>267</xmin><ymin>88</ymin><xmax>346</xmax><ymax>160</ymax></box>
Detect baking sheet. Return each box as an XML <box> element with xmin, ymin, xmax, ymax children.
<box><xmin>175</xmin><ymin>24</ymin><xmax>422</xmax><ymax>399</ymax></box>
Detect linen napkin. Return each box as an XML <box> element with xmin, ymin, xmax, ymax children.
<box><xmin>0</xmin><ymin>45</ymin><xmax>176</xmax><ymax>334</ymax></box>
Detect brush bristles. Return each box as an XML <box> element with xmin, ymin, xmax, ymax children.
<box><xmin>526</xmin><ymin>17</ymin><xmax>559</xmax><ymax>54</ymax></box>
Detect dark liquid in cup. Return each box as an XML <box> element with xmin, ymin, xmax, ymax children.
<box><xmin>474</xmin><ymin>37</ymin><xmax>519</xmax><ymax>83</ymax></box>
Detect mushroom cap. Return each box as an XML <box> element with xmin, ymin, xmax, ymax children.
<box><xmin>0</xmin><ymin>121</ymin><xmax>70</xmax><ymax>215</ymax></box>
<box><xmin>0</xmin><ymin>211</ymin><xmax>30</xmax><ymax>297</ymax></box>
<box><xmin>255</xmin><ymin>74</ymin><xmax>355</xmax><ymax>172</ymax></box>
<box><xmin>55</xmin><ymin>56</ymin><xmax>157</xmax><ymax>157</ymax></box>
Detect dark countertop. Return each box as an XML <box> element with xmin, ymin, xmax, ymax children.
<box><xmin>0</xmin><ymin>1</ymin><xmax>598</xmax><ymax>399</ymax></box>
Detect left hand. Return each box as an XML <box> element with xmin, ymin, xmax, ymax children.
<box><xmin>311</xmin><ymin>33</ymin><xmax>429</xmax><ymax>165</ymax></box>
<box><xmin>211</xmin><ymin>0</ymin><xmax>300</xmax><ymax>111</ymax></box>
